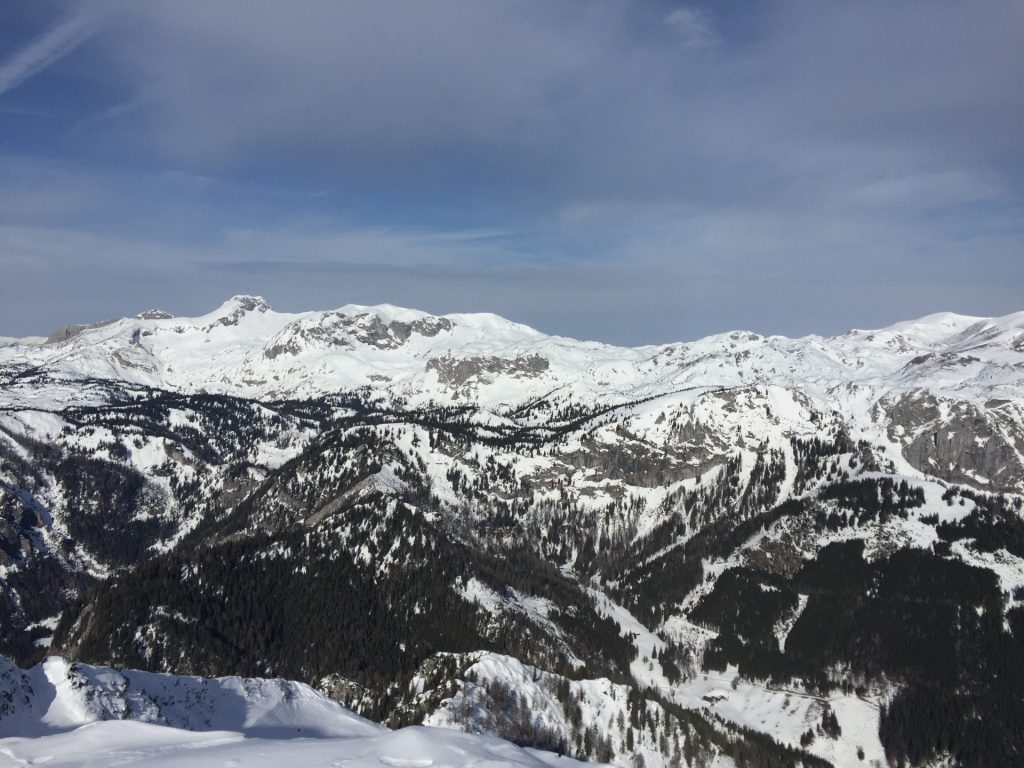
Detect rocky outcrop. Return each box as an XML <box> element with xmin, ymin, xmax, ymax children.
<box><xmin>426</xmin><ymin>354</ymin><xmax>549</xmax><ymax>390</ymax></box>
<box><xmin>265</xmin><ymin>313</ymin><xmax>455</xmax><ymax>358</ymax></box>
<box><xmin>562</xmin><ymin>425</ymin><xmax>717</xmax><ymax>488</ymax></box>
<box><xmin>884</xmin><ymin>392</ymin><xmax>1024</xmax><ymax>492</ymax></box>
<box><xmin>45</xmin><ymin>319</ymin><xmax>117</xmax><ymax>344</ymax></box>
<box><xmin>208</xmin><ymin>296</ymin><xmax>270</xmax><ymax>329</ymax></box>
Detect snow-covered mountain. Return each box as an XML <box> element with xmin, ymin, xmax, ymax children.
<box><xmin>2</xmin><ymin>298</ymin><xmax>1023</xmax><ymax>768</ymax></box>
<box><xmin>4</xmin><ymin>296</ymin><xmax>1024</xmax><ymax>405</ymax></box>
<box><xmin>5</xmin><ymin>295</ymin><xmax>1024</xmax><ymax>491</ymax></box>
<box><xmin>5</xmin><ymin>295</ymin><xmax>1024</xmax><ymax>498</ymax></box>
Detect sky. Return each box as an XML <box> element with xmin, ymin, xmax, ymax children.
<box><xmin>1</xmin><ymin>0</ymin><xmax>1022</xmax><ymax>345</ymax></box>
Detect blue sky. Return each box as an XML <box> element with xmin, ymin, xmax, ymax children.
<box><xmin>1</xmin><ymin>0</ymin><xmax>1022</xmax><ymax>344</ymax></box>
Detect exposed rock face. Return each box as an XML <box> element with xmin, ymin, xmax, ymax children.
<box><xmin>111</xmin><ymin>349</ymin><xmax>157</xmax><ymax>373</ymax></box>
<box><xmin>883</xmin><ymin>391</ymin><xmax>943</xmax><ymax>436</ymax></box>
<box><xmin>265</xmin><ymin>313</ymin><xmax>455</xmax><ymax>358</ymax></box>
<box><xmin>319</xmin><ymin>672</ymin><xmax>374</xmax><ymax>713</ymax></box>
<box><xmin>136</xmin><ymin>309</ymin><xmax>173</xmax><ymax>320</ymax></box>
<box><xmin>884</xmin><ymin>392</ymin><xmax>1024</xmax><ymax>491</ymax></box>
<box><xmin>393</xmin><ymin>317</ymin><xmax>455</xmax><ymax>340</ymax></box>
<box><xmin>45</xmin><ymin>319</ymin><xmax>117</xmax><ymax>345</ymax></box>
<box><xmin>341</xmin><ymin>314</ymin><xmax>455</xmax><ymax>349</ymax></box>
<box><xmin>209</xmin><ymin>296</ymin><xmax>270</xmax><ymax>329</ymax></box>
<box><xmin>562</xmin><ymin>425</ymin><xmax>715</xmax><ymax>488</ymax></box>
<box><xmin>264</xmin><ymin>313</ymin><xmax>350</xmax><ymax>359</ymax></box>
<box><xmin>304</xmin><ymin>470</ymin><xmax>407</xmax><ymax>528</ymax></box>
<box><xmin>425</xmin><ymin>354</ymin><xmax>549</xmax><ymax>390</ymax></box>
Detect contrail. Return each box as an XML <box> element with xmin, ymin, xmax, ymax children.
<box><xmin>0</xmin><ymin>6</ymin><xmax>105</xmax><ymax>97</ymax></box>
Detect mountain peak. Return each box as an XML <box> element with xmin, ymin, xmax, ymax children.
<box><xmin>219</xmin><ymin>295</ymin><xmax>271</xmax><ymax>314</ymax></box>
<box><xmin>204</xmin><ymin>295</ymin><xmax>272</xmax><ymax>329</ymax></box>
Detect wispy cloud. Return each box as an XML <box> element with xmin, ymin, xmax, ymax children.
<box><xmin>1</xmin><ymin>1</ymin><xmax>1022</xmax><ymax>342</ymax></box>
<box><xmin>0</xmin><ymin>5</ymin><xmax>105</xmax><ymax>97</ymax></box>
<box><xmin>663</xmin><ymin>7</ymin><xmax>716</xmax><ymax>48</ymax></box>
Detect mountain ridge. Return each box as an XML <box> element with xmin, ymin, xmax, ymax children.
<box><xmin>3</xmin><ymin>297</ymin><xmax>1023</xmax><ymax>410</ymax></box>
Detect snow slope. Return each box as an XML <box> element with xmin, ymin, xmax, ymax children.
<box><xmin>0</xmin><ymin>656</ymin><xmax>596</xmax><ymax>768</ymax></box>
<box><xmin>1</xmin><ymin>721</ymin><xmax>599</xmax><ymax>768</ymax></box>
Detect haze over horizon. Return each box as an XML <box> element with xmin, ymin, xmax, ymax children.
<box><xmin>2</xmin><ymin>1</ymin><xmax>1023</xmax><ymax>344</ymax></box>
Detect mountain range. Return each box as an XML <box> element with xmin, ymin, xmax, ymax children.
<box><xmin>2</xmin><ymin>297</ymin><xmax>1023</xmax><ymax>768</ymax></box>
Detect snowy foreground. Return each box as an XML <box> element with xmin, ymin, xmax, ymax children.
<box><xmin>0</xmin><ymin>657</ymin><xmax>594</xmax><ymax>768</ymax></box>
<box><xmin>1</xmin><ymin>722</ymin><xmax>593</xmax><ymax>768</ymax></box>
